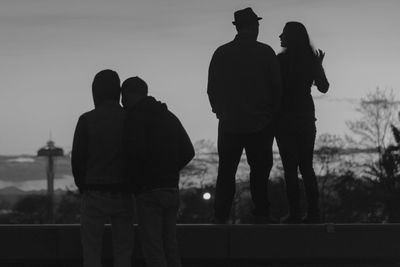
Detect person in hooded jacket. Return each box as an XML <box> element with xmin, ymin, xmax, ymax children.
<box><xmin>122</xmin><ymin>76</ymin><xmax>194</xmax><ymax>267</ymax></box>
<box><xmin>71</xmin><ymin>69</ymin><xmax>134</xmax><ymax>267</ymax></box>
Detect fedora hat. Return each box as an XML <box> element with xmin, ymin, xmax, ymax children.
<box><xmin>232</xmin><ymin>7</ymin><xmax>262</xmax><ymax>26</ymax></box>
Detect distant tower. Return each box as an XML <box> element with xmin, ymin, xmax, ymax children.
<box><xmin>37</xmin><ymin>137</ymin><xmax>64</xmax><ymax>222</ymax></box>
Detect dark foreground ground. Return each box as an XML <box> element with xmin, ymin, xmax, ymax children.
<box><xmin>0</xmin><ymin>224</ymin><xmax>399</xmax><ymax>267</ymax></box>
<box><xmin>1</xmin><ymin>263</ymin><xmax>400</xmax><ymax>267</ymax></box>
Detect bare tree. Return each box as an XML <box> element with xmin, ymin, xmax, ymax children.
<box><xmin>345</xmin><ymin>88</ymin><xmax>400</xmax><ymax>221</ymax></box>
<box><xmin>180</xmin><ymin>139</ymin><xmax>218</xmax><ymax>189</ymax></box>
<box><xmin>315</xmin><ymin>133</ymin><xmax>344</xmax><ymax>176</ymax></box>
<box><xmin>314</xmin><ymin>133</ymin><xmax>345</xmax><ymax>221</ymax></box>
<box><xmin>346</xmin><ymin>87</ymin><xmax>399</xmax><ymax>153</ymax></box>
<box><xmin>346</xmin><ymin>87</ymin><xmax>399</xmax><ymax>179</ymax></box>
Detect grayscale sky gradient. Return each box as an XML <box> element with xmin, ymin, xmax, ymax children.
<box><xmin>1</xmin><ymin>0</ymin><xmax>399</xmax><ymax>154</ymax></box>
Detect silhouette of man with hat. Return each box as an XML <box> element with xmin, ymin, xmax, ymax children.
<box><xmin>207</xmin><ymin>7</ymin><xmax>282</xmax><ymax>223</ymax></box>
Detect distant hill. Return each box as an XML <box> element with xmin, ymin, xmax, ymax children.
<box><xmin>0</xmin><ymin>186</ymin><xmax>26</xmax><ymax>196</ymax></box>
<box><xmin>0</xmin><ymin>155</ymin><xmax>72</xmax><ymax>182</ymax></box>
<box><xmin>0</xmin><ymin>186</ymin><xmax>67</xmax><ymax>196</ymax></box>
<box><xmin>0</xmin><ymin>186</ymin><xmax>72</xmax><ymax>206</ymax></box>
<box><xmin>0</xmin><ymin>145</ymin><xmax>378</xmax><ymax>191</ymax></box>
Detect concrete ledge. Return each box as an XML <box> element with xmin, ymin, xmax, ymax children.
<box><xmin>0</xmin><ymin>224</ymin><xmax>399</xmax><ymax>263</ymax></box>
<box><xmin>229</xmin><ymin>224</ymin><xmax>400</xmax><ymax>262</ymax></box>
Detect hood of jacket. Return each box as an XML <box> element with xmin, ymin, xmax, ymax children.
<box><xmin>92</xmin><ymin>85</ymin><xmax>120</xmax><ymax>108</ymax></box>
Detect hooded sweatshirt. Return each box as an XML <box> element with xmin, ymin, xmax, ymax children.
<box><xmin>124</xmin><ymin>96</ymin><xmax>194</xmax><ymax>194</ymax></box>
<box><xmin>71</xmin><ymin>89</ymin><xmax>127</xmax><ymax>193</ymax></box>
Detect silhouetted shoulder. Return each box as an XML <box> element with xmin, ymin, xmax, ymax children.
<box><xmin>84</xmin><ymin>104</ymin><xmax>124</xmax><ymax>119</ymax></box>
<box><xmin>256</xmin><ymin>41</ymin><xmax>277</xmax><ymax>56</ymax></box>
<box><xmin>276</xmin><ymin>52</ymin><xmax>283</xmax><ymax>59</ymax></box>
<box><xmin>256</xmin><ymin>41</ymin><xmax>273</xmax><ymax>50</ymax></box>
<box><xmin>78</xmin><ymin>110</ymin><xmax>93</xmax><ymax>121</ymax></box>
<box><xmin>214</xmin><ymin>40</ymin><xmax>236</xmax><ymax>54</ymax></box>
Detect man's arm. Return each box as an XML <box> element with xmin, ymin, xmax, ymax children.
<box><xmin>123</xmin><ymin>112</ymin><xmax>148</xmax><ymax>194</ymax></box>
<box><xmin>207</xmin><ymin>49</ymin><xmax>223</xmax><ymax>118</ymax></box>
<box><xmin>125</xmin><ymin>113</ymin><xmax>147</xmax><ymax>169</ymax></box>
<box><xmin>268</xmin><ymin>49</ymin><xmax>282</xmax><ymax>116</ymax></box>
<box><xmin>176</xmin><ymin>118</ymin><xmax>195</xmax><ymax>171</ymax></box>
<box><xmin>71</xmin><ymin>115</ymin><xmax>88</xmax><ymax>192</ymax></box>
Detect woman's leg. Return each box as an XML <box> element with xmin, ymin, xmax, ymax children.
<box><xmin>276</xmin><ymin>124</ymin><xmax>301</xmax><ymax>222</ymax></box>
<box><xmin>298</xmin><ymin>121</ymin><xmax>320</xmax><ymax>222</ymax></box>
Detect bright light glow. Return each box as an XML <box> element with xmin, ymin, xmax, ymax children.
<box><xmin>203</xmin><ymin>192</ymin><xmax>211</xmax><ymax>200</ymax></box>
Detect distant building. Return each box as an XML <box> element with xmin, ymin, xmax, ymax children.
<box><xmin>37</xmin><ymin>139</ymin><xmax>64</xmax><ymax>222</ymax></box>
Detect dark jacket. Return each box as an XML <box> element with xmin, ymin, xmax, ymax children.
<box><xmin>124</xmin><ymin>96</ymin><xmax>195</xmax><ymax>195</ymax></box>
<box><xmin>207</xmin><ymin>34</ymin><xmax>282</xmax><ymax>133</ymax></box>
<box><xmin>277</xmin><ymin>51</ymin><xmax>328</xmax><ymax>118</ymax></box>
<box><xmin>71</xmin><ymin>100</ymin><xmax>127</xmax><ymax>193</ymax></box>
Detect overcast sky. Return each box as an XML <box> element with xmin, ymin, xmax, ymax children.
<box><xmin>1</xmin><ymin>0</ymin><xmax>399</xmax><ymax>154</ymax></box>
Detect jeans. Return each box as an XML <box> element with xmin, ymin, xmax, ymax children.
<box><xmin>214</xmin><ymin>123</ymin><xmax>274</xmax><ymax>221</ymax></box>
<box><xmin>276</xmin><ymin>115</ymin><xmax>319</xmax><ymax>218</ymax></box>
<box><xmin>136</xmin><ymin>188</ymin><xmax>181</xmax><ymax>267</ymax></box>
<box><xmin>80</xmin><ymin>191</ymin><xmax>134</xmax><ymax>267</ymax></box>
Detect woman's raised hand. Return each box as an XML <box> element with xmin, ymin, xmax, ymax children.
<box><xmin>316</xmin><ymin>49</ymin><xmax>325</xmax><ymax>65</ymax></box>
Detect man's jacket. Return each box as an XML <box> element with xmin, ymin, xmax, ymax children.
<box><xmin>207</xmin><ymin>34</ymin><xmax>282</xmax><ymax>133</ymax></box>
<box><xmin>71</xmin><ymin>101</ymin><xmax>128</xmax><ymax>193</ymax></box>
<box><xmin>124</xmin><ymin>96</ymin><xmax>195</xmax><ymax>194</ymax></box>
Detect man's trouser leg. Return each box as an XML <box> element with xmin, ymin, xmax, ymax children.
<box><xmin>245</xmin><ymin>126</ymin><xmax>274</xmax><ymax>216</ymax></box>
<box><xmin>81</xmin><ymin>192</ymin><xmax>106</xmax><ymax>267</ymax></box>
<box><xmin>214</xmin><ymin>126</ymin><xmax>244</xmax><ymax>221</ymax></box>
<box><xmin>110</xmin><ymin>193</ymin><xmax>134</xmax><ymax>267</ymax></box>
<box><xmin>161</xmin><ymin>189</ymin><xmax>181</xmax><ymax>267</ymax></box>
<box><xmin>137</xmin><ymin>190</ymin><xmax>167</xmax><ymax>267</ymax></box>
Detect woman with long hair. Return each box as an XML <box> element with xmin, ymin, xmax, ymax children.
<box><xmin>276</xmin><ymin>21</ymin><xmax>329</xmax><ymax>223</ymax></box>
